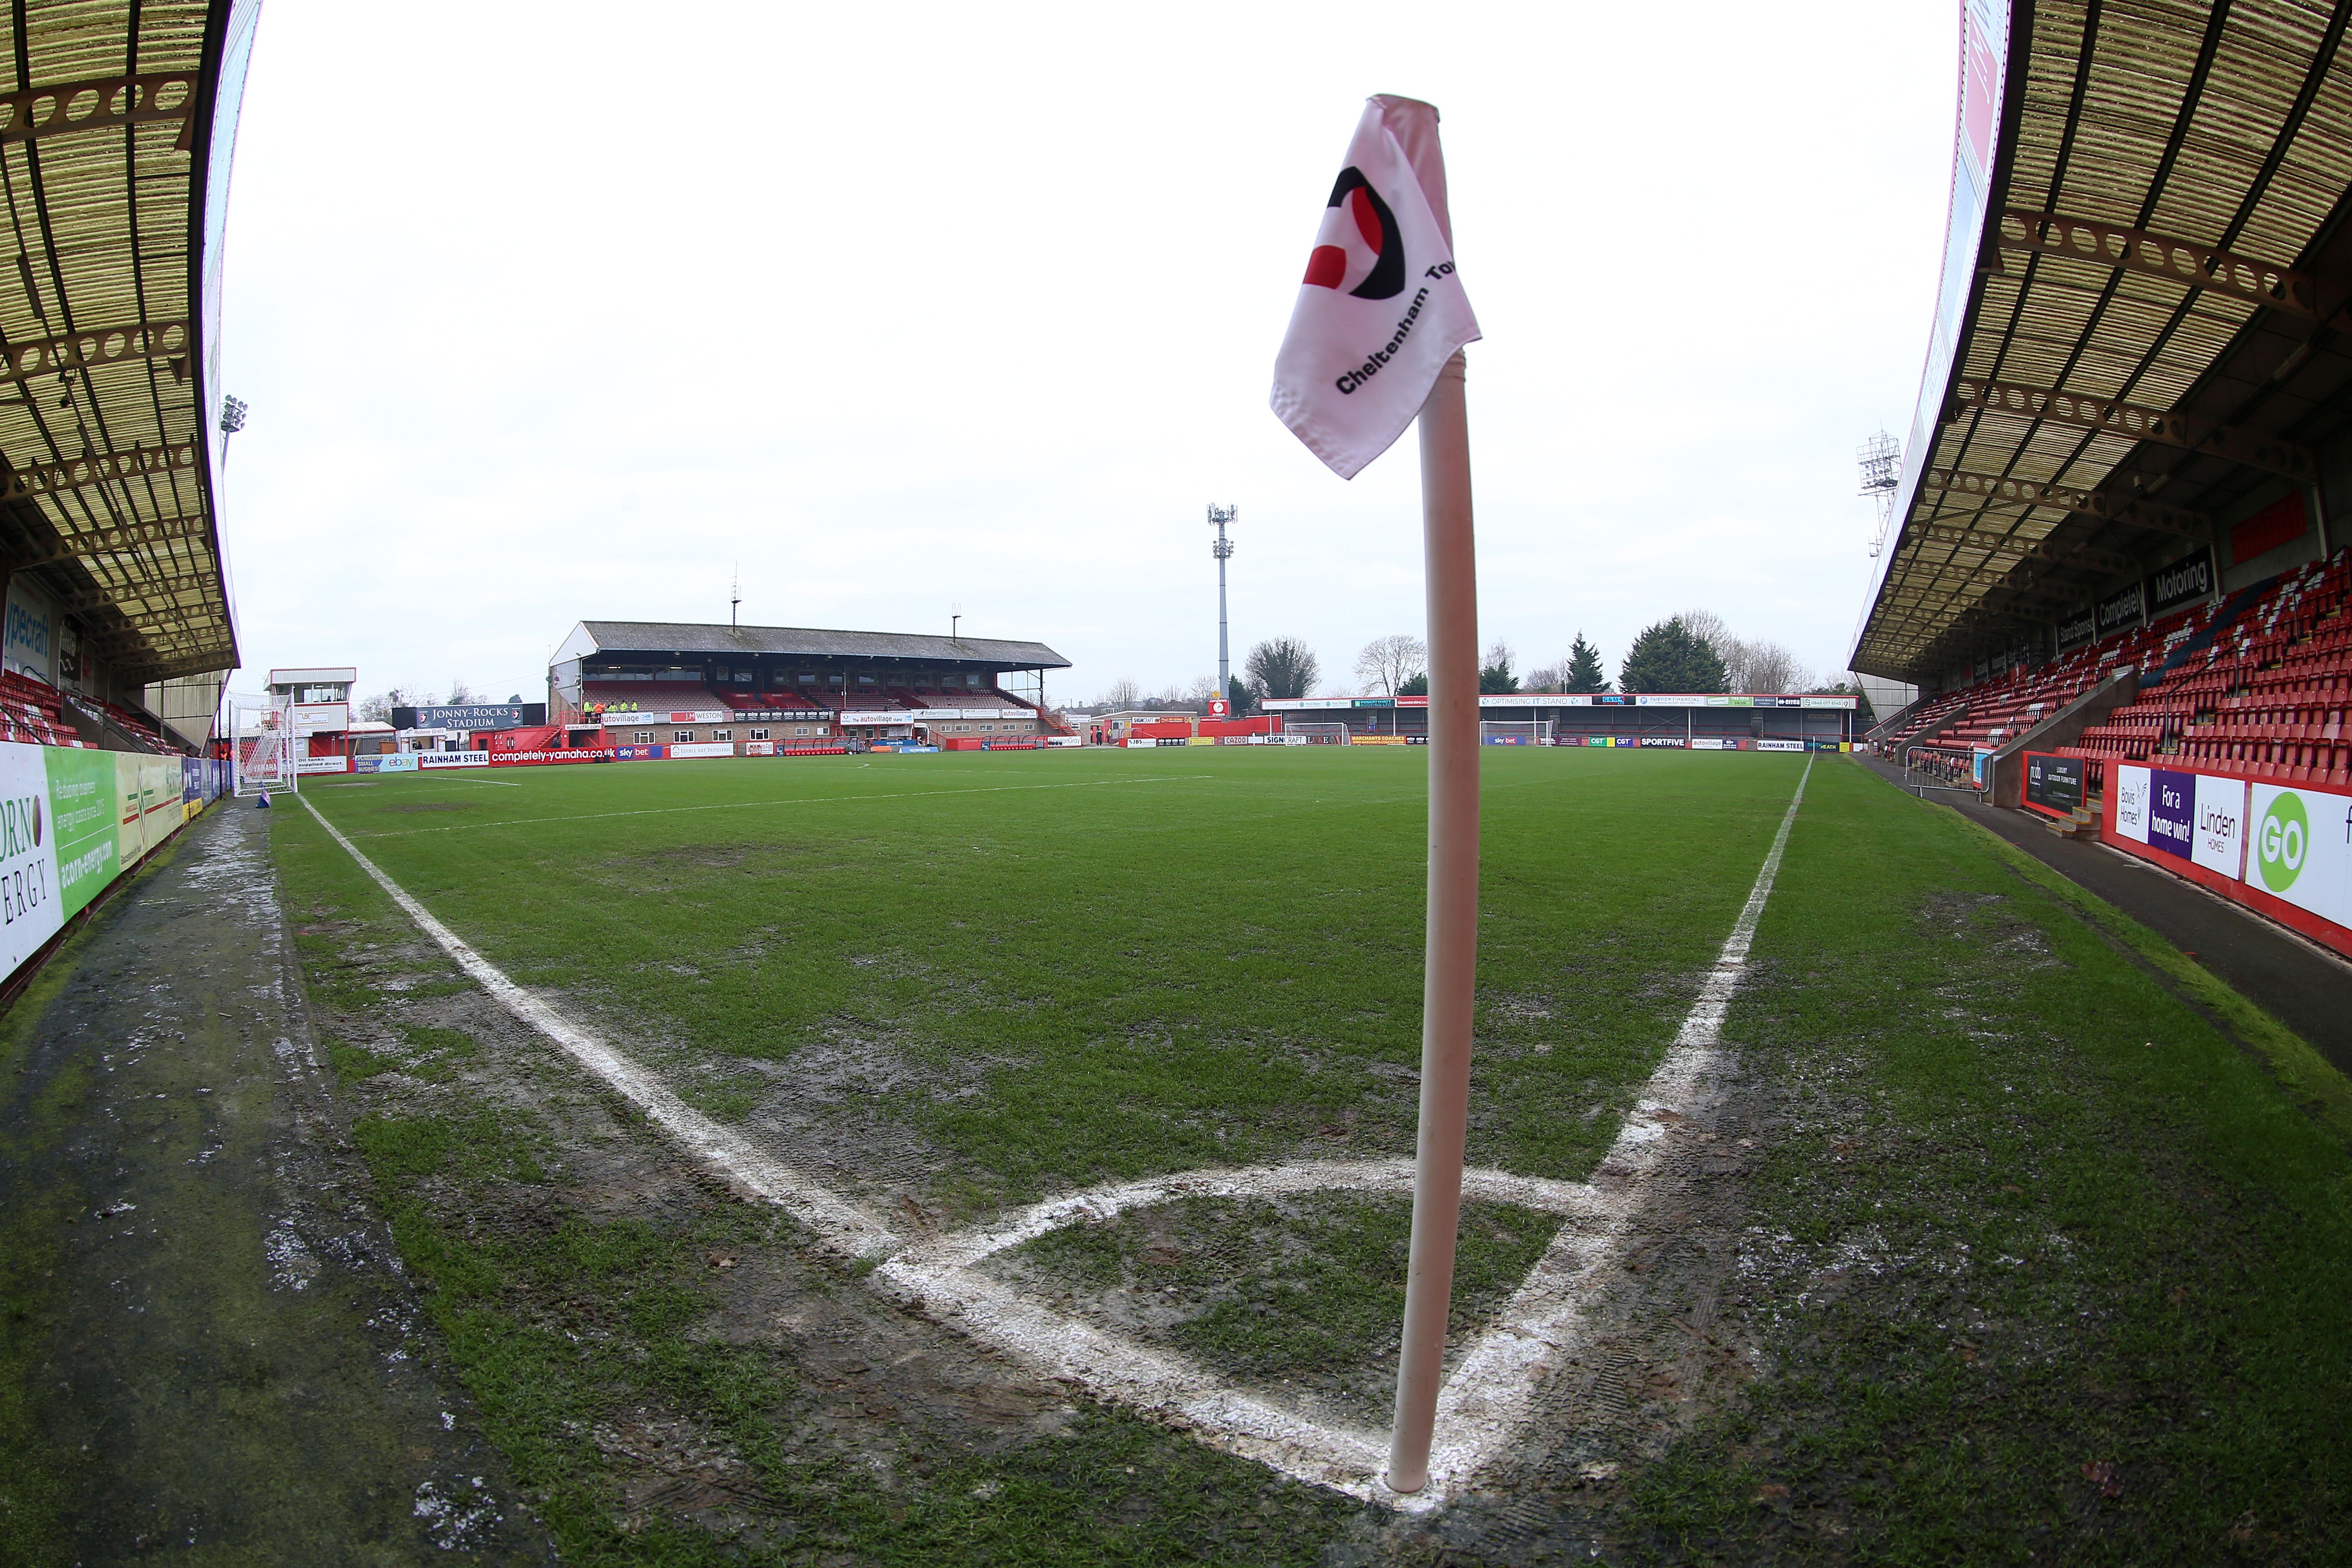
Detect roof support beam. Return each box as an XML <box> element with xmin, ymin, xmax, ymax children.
<box><xmin>13</xmin><ymin>513</ymin><xmax>210</xmax><ymax>565</ymax></box>
<box><xmin>1881</xmin><ymin>563</ymin><xmax>2072</xmax><ymax>607</ymax></box>
<box><xmin>1923</xmin><ymin>468</ymin><xmax>2212</xmax><ymax>539</ymax></box>
<box><xmin>0</xmin><ymin>320</ymin><xmax>189</xmax><ymax>387</ymax></box>
<box><xmin>1995</xmin><ymin>208</ymin><xmax>2324</xmax><ymax>319</ymax></box>
<box><xmin>56</xmin><ymin>568</ymin><xmax>222</xmax><ymax>612</ymax></box>
<box><xmin>0</xmin><ymin>74</ymin><xmax>199</xmax><ymax>152</ymax></box>
<box><xmin>1905</xmin><ymin>521</ymin><xmax>2135</xmax><ymax>576</ymax></box>
<box><xmin>1</xmin><ymin>441</ymin><xmax>200</xmax><ymax>503</ymax></box>
<box><xmin>1948</xmin><ymin>377</ymin><xmax>2316</xmax><ymax>481</ymax></box>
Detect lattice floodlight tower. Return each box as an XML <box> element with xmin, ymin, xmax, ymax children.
<box><xmin>1858</xmin><ymin>431</ymin><xmax>1901</xmax><ymax>557</ymax></box>
<box><xmin>1207</xmin><ymin>504</ymin><xmax>1237</xmax><ymax>703</ymax></box>
<box><xmin>233</xmin><ymin>692</ymin><xmax>297</xmax><ymax>796</ymax></box>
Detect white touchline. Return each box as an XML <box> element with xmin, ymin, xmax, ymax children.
<box><xmin>298</xmin><ymin>758</ymin><xmax>1813</xmax><ymax>1510</ymax></box>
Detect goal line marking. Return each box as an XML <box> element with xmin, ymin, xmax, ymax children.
<box><xmin>295</xmin><ymin>757</ymin><xmax>1812</xmax><ymax>1509</ymax></box>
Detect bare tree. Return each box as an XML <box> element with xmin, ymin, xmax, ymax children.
<box><xmin>1353</xmin><ymin>633</ymin><xmax>1427</xmax><ymax>696</ymax></box>
<box><xmin>1741</xmin><ymin>640</ymin><xmax>1803</xmax><ymax>694</ymax></box>
<box><xmin>1523</xmin><ymin>664</ymin><xmax>1562</xmax><ymax>692</ymax></box>
<box><xmin>445</xmin><ymin>679</ymin><xmax>476</xmax><ymax>706</ymax></box>
<box><xmin>1102</xmin><ymin>677</ymin><xmax>1141</xmax><ymax>710</ymax></box>
<box><xmin>1184</xmin><ymin>674</ymin><xmax>1219</xmax><ymax>704</ymax></box>
<box><xmin>1679</xmin><ymin>609</ymin><xmax>1734</xmax><ymax>661</ymax></box>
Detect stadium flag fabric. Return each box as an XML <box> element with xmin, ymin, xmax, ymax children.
<box><xmin>1269</xmin><ymin>96</ymin><xmax>1482</xmax><ymax>480</ymax></box>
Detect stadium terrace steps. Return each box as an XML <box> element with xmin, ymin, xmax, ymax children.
<box><xmin>0</xmin><ymin>669</ymin><xmax>91</xmax><ymax>748</ymax></box>
<box><xmin>1883</xmin><ymin>547</ymin><xmax>2352</xmax><ymax>796</ymax></box>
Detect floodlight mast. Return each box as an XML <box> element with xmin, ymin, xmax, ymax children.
<box><xmin>1208</xmin><ymin>504</ymin><xmax>1237</xmax><ymax>703</ymax></box>
<box><xmin>1857</xmin><ymin>431</ymin><xmax>1900</xmax><ymax>557</ymax></box>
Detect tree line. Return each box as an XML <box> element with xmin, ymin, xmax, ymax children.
<box><xmin>1090</xmin><ymin>613</ymin><xmax>1861</xmax><ymax>711</ymax></box>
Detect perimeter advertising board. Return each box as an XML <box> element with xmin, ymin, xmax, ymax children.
<box><xmin>2022</xmin><ymin>753</ymin><xmax>2084</xmax><ymax>818</ymax></box>
<box><xmin>2110</xmin><ymin>763</ymin><xmax>2352</xmax><ymax>956</ymax></box>
<box><xmin>2112</xmin><ymin>764</ymin><xmax>2245</xmax><ymax>879</ymax></box>
<box><xmin>2247</xmin><ymin>782</ymin><xmax>2352</xmax><ymax>931</ymax></box>
<box><xmin>0</xmin><ymin>745</ymin><xmax>226</xmax><ymax>985</ymax></box>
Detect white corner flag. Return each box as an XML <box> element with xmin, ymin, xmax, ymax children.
<box><xmin>1270</xmin><ymin>95</ymin><xmax>1481</xmax><ymax>480</ymax></box>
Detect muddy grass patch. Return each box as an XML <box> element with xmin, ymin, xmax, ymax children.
<box><xmin>985</xmin><ymin>1192</ymin><xmax>1562</xmax><ymax>1426</ymax></box>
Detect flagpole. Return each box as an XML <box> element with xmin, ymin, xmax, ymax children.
<box><xmin>1387</xmin><ymin>348</ymin><xmax>1478</xmax><ymax>1494</ymax></box>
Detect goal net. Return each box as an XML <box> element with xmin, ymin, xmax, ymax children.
<box><xmin>1480</xmin><ymin>720</ymin><xmax>1554</xmax><ymax>746</ymax></box>
<box><xmin>234</xmin><ymin>698</ymin><xmax>298</xmax><ymax>796</ymax></box>
<box><xmin>1281</xmin><ymin>723</ymin><xmax>1352</xmax><ymax>745</ymax></box>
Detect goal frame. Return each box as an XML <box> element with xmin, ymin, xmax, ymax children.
<box><xmin>1280</xmin><ymin>723</ymin><xmax>1352</xmax><ymax>745</ymax></box>
<box><xmin>1480</xmin><ymin>720</ymin><xmax>1554</xmax><ymax>746</ymax></box>
<box><xmin>233</xmin><ymin>696</ymin><xmax>299</xmax><ymax>796</ymax></box>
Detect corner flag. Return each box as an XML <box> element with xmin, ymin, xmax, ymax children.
<box><xmin>1270</xmin><ymin>96</ymin><xmax>1481</xmax><ymax>480</ymax></box>
<box><xmin>1269</xmin><ymin>95</ymin><xmax>1485</xmax><ymax>1497</ymax></box>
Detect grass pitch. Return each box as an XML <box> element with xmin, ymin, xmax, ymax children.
<box><xmin>266</xmin><ymin>749</ymin><xmax>2352</xmax><ymax>1565</ymax></box>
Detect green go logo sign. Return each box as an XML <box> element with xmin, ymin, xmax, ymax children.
<box><xmin>2257</xmin><ymin>792</ymin><xmax>2309</xmax><ymax>892</ymax></box>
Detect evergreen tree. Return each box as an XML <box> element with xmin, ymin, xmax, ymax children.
<box><xmin>1244</xmin><ymin>637</ymin><xmax>1319</xmax><ymax>700</ymax></box>
<box><xmin>1565</xmin><ymin>632</ymin><xmax>1609</xmax><ymax>693</ymax></box>
<box><xmin>1478</xmin><ymin>641</ymin><xmax>1520</xmax><ymax>694</ymax></box>
<box><xmin>1619</xmin><ymin>617</ymin><xmax>1728</xmax><ymax>694</ymax></box>
<box><xmin>1227</xmin><ymin>676</ymin><xmax>1254</xmax><ymax>715</ymax></box>
<box><xmin>1397</xmin><ymin>671</ymin><xmax>1429</xmax><ymax>696</ymax></box>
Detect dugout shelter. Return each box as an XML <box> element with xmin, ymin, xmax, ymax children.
<box><xmin>549</xmin><ymin>620</ymin><xmax>1073</xmax><ymax>746</ymax></box>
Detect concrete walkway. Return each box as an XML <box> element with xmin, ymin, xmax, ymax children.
<box><xmin>0</xmin><ymin>801</ymin><xmax>550</xmax><ymax>1566</ymax></box>
<box><xmin>1857</xmin><ymin>755</ymin><xmax>2352</xmax><ymax>1075</ymax></box>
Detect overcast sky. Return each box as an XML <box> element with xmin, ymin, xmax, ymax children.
<box><xmin>217</xmin><ymin>1</ymin><xmax>1958</xmax><ymax>706</ymax></box>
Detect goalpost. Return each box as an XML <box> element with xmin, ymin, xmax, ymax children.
<box><xmin>1281</xmin><ymin>722</ymin><xmax>1352</xmax><ymax>745</ymax></box>
<box><xmin>233</xmin><ymin>696</ymin><xmax>298</xmax><ymax>796</ymax></box>
<box><xmin>1479</xmin><ymin>720</ymin><xmax>1554</xmax><ymax>746</ymax></box>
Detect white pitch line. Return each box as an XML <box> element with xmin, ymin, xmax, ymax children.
<box><xmin>297</xmin><ymin>795</ymin><xmax>900</xmax><ymax>1255</ymax></box>
<box><xmin>298</xmin><ymin>759</ymin><xmax>1813</xmax><ymax>1510</ymax></box>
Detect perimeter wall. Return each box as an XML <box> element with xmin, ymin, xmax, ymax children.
<box><xmin>2100</xmin><ymin>761</ymin><xmax>2352</xmax><ymax>960</ymax></box>
<box><xmin>2</xmin><ymin>745</ymin><xmax>233</xmax><ymax>991</ymax></box>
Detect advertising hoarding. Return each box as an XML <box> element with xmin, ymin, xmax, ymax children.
<box><xmin>2147</xmin><ymin>545</ymin><xmax>2216</xmax><ymax>615</ymax></box>
<box><xmin>2096</xmin><ymin>581</ymin><xmax>2146</xmax><ymax>637</ymax></box>
<box><xmin>2057</xmin><ymin>609</ymin><xmax>2096</xmax><ymax>650</ymax></box>
<box><xmin>666</xmin><ymin>742</ymin><xmax>736</xmax><ymax>759</ymax></box>
<box><xmin>2022</xmin><ymin>753</ymin><xmax>2084</xmax><ymax>818</ymax></box>
<box><xmin>2247</xmin><ymin>782</ymin><xmax>2352</xmax><ymax>931</ymax></box>
<box><xmin>2</xmin><ymin>578</ymin><xmax>54</xmax><ymax>683</ymax></box>
<box><xmin>393</xmin><ymin>703</ymin><xmax>547</xmax><ymax>731</ymax></box>
<box><xmin>418</xmin><ymin>751</ymin><xmax>490</xmax><ymax>769</ymax></box>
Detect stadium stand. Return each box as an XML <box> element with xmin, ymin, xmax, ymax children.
<box><xmin>0</xmin><ymin>1</ymin><xmax>250</xmax><ymax>756</ymax></box>
<box><xmin>0</xmin><ymin>671</ymin><xmax>91</xmax><ymax>749</ymax></box>
<box><xmin>2061</xmin><ymin>549</ymin><xmax>2352</xmax><ymax>791</ymax></box>
<box><xmin>1877</xmin><ymin>549</ymin><xmax>2352</xmax><ymax>792</ymax></box>
<box><xmin>550</xmin><ymin>622</ymin><xmax>1073</xmax><ymax>742</ymax></box>
<box><xmin>583</xmin><ymin>680</ymin><xmax>724</xmax><ymax>715</ymax></box>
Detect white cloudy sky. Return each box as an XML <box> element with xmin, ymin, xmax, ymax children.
<box><xmin>217</xmin><ymin>0</ymin><xmax>1958</xmax><ymax>706</ymax></box>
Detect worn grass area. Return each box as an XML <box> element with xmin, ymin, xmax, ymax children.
<box><xmin>1607</xmin><ymin>762</ymin><xmax>2352</xmax><ymax>1564</ymax></box>
<box><xmin>268</xmin><ymin>750</ymin><xmax>2352</xmax><ymax>1563</ymax></box>
<box><xmin>991</xmin><ymin>1193</ymin><xmax>1561</xmax><ymax>1425</ymax></box>
<box><xmin>288</xmin><ymin>747</ymin><xmax>1808</xmax><ymax>1202</ymax></box>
